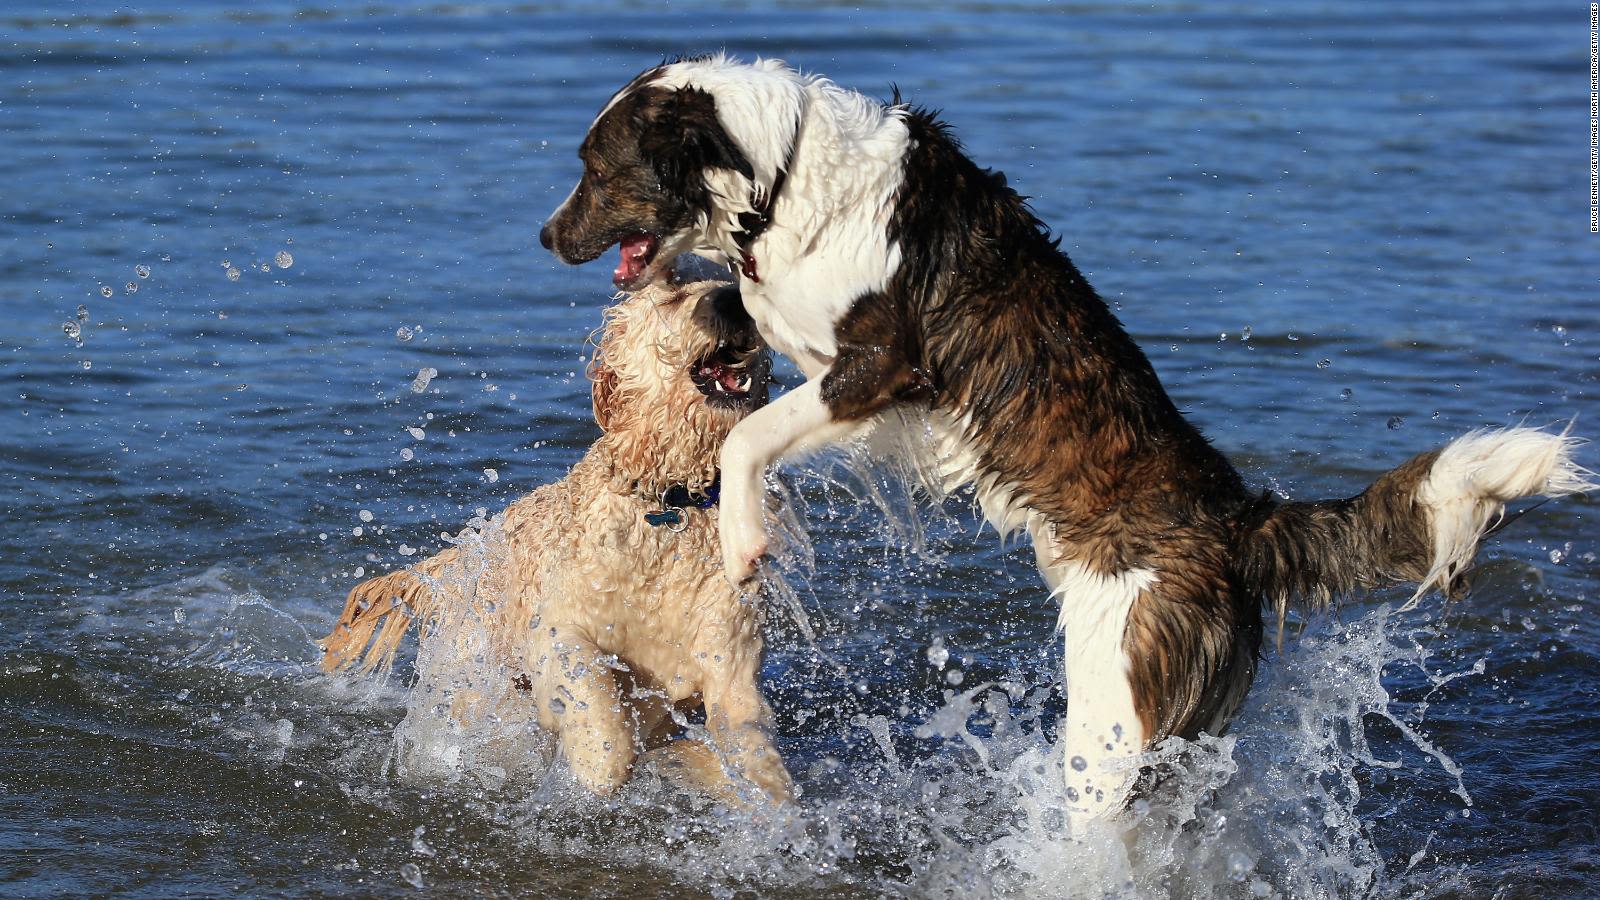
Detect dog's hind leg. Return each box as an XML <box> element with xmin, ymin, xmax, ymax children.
<box><xmin>1046</xmin><ymin>558</ymin><xmax>1158</xmax><ymax>825</ymax></box>
<box><xmin>1048</xmin><ymin>544</ymin><xmax>1261</xmax><ymax>829</ymax></box>
<box><xmin>535</xmin><ymin>628</ymin><xmax>637</xmax><ymax>795</ymax></box>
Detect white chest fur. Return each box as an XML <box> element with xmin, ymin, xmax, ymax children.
<box><xmin>723</xmin><ymin>80</ymin><xmax>913</xmax><ymax>371</ymax></box>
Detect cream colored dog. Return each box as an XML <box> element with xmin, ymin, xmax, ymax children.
<box><xmin>319</xmin><ymin>279</ymin><xmax>791</xmax><ymax>803</ymax></box>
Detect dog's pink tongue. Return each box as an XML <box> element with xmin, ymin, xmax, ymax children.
<box><xmin>613</xmin><ymin>234</ymin><xmax>656</xmax><ymax>287</ymax></box>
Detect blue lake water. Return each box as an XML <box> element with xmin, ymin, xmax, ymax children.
<box><xmin>2</xmin><ymin>1</ymin><xmax>1597</xmax><ymax>896</ymax></box>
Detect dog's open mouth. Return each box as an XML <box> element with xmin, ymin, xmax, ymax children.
<box><xmin>690</xmin><ymin>346</ymin><xmax>763</xmax><ymax>409</ymax></box>
<box><xmin>613</xmin><ymin>232</ymin><xmax>660</xmax><ymax>290</ymax></box>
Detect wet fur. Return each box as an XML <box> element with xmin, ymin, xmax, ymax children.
<box><xmin>540</xmin><ymin>56</ymin><xmax>1594</xmax><ymax>819</ymax></box>
<box><xmin>320</xmin><ymin>280</ymin><xmax>791</xmax><ymax>803</ymax></box>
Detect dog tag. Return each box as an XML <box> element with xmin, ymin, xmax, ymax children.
<box><xmin>645</xmin><ymin>509</ymin><xmax>684</xmax><ymax>529</ymax></box>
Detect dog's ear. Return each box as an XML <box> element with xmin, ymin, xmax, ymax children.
<box><xmin>588</xmin><ymin>352</ymin><xmax>620</xmax><ymax>432</ymax></box>
<box><xmin>586</xmin><ymin>323</ymin><xmax>621</xmax><ymax>432</ymax></box>
<box><xmin>638</xmin><ymin>87</ymin><xmax>754</xmax><ymax>193</ymax></box>
<box><xmin>589</xmin><ymin>358</ymin><xmax>618</xmax><ymax>432</ymax></box>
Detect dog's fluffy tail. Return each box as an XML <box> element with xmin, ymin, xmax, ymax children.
<box><xmin>319</xmin><ymin>547</ymin><xmax>464</xmax><ymax>675</ymax></box>
<box><xmin>1237</xmin><ymin>426</ymin><xmax>1593</xmax><ymax>635</ymax></box>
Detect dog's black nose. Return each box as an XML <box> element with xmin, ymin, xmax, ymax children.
<box><xmin>538</xmin><ymin>224</ymin><xmax>553</xmax><ymax>251</ymax></box>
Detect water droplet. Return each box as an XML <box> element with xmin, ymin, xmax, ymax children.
<box><xmin>352</xmin><ymin>526</ymin><xmax>363</xmax><ymax>536</ymax></box>
<box><xmin>1227</xmin><ymin>850</ymin><xmax>1254</xmax><ymax>881</ymax></box>
<box><xmin>76</xmin><ymin>305</ymin><xmax>89</xmax><ymax>321</ymax></box>
<box><xmin>1340</xmin><ymin>388</ymin><xmax>1353</xmax><ymax>400</ymax></box>
<box><xmin>398</xmin><ymin>543</ymin><xmax>416</xmax><ymax>556</ymax></box>
<box><xmin>358</xmin><ymin>509</ymin><xmax>374</xmax><ymax>522</ymax></box>
<box><xmin>257</xmin><ymin>261</ymin><xmax>271</xmax><ymax>273</ymax></box>
<box><xmin>124</xmin><ymin>282</ymin><xmax>137</xmax><ymax>294</ymax></box>
<box><xmin>483</xmin><ymin>468</ymin><xmax>499</xmax><ymax>484</ymax></box>
<box><xmin>1070</xmin><ymin>755</ymin><xmax>1088</xmax><ymax>772</ymax></box>
<box><xmin>1386</xmin><ymin>416</ymin><xmax>1404</xmax><ymax>430</ymax></box>
<box><xmin>225</xmin><ymin>266</ymin><xmax>241</xmax><ymax>282</ymax></box>
<box><xmin>396</xmin><ymin>326</ymin><xmax>414</xmax><ymax>342</ymax></box>
<box><xmin>399</xmin><ymin>447</ymin><xmax>414</xmax><ymax>461</ymax></box>
<box><xmin>1240</xmin><ymin>326</ymin><xmax>1253</xmax><ymax>341</ymax></box>
<box><xmin>405</xmin><ymin>426</ymin><xmax>426</xmax><ymax>441</ymax></box>
<box><xmin>1316</xmin><ymin>358</ymin><xmax>1332</xmax><ymax>369</ymax></box>
<box><xmin>80</xmin><ymin>359</ymin><xmax>91</xmax><ymax>370</ymax></box>
<box><xmin>926</xmin><ymin>640</ymin><xmax>949</xmax><ymax>669</ymax></box>
<box><xmin>399</xmin><ymin>862</ymin><xmax>424</xmax><ymax>889</ymax></box>
<box><xmin>176</xmin><ymin>688</ymin><xmax>190</xmax><ymax>701</ymax></box>
<box><xmin>135</xmin><ymin>264</ymin><xmax>151</xmax><ymax>279</ymax></box>
<box><xmin>944</xmin><ymin>668</ymin><xmax>964</xmax><ymax>686</ymax></box>
<box><xmin>173</xmin><ymin>607</ymin><xmax>186</xmax><ymax>624</ymax></box>
<box><xmin>99</xmin><ymin>285</ymin><xmax>113</xmax><ymax>298</ymax></box>
<box><xmin>274</xmin><ymin>250</ymin><xmax>294</xmax><ymax>269</ymax></box>
<box><xmin>548</xmin><ymin>696</ymin><xmax>566</xmax><ymax>716</ymax></box>
<box><xmin>411</xmin><ymin>367</ymin><xmax>438</xmax><ymax>393</ymax></box>
<box><xmin>1287</xmin><ymin>332</ymin><xmax>1300</xmax><ymax>341</ymax></box>
<box><xmin>411</xmin><ymin>826</ymin><xmax>436</xmax><ymax>858</ymax></box>
<box><xmin>62</xmin><ymin>320</ymin><xmax>82</xmax><ymax>340</ymax></box>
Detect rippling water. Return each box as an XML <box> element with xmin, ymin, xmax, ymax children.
<box><xmin>3</xmin><ymin>1</ymin><xmax>1596</xmax><ymax>896</ymax></box>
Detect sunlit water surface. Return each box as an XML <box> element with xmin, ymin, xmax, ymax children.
<box><xmin>2</xmin><ymin>1</ymin><xmax>1597</xmax><ymax>897</ymax></box>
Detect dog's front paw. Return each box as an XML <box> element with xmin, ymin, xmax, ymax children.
<box><xmin>719</xmin><ymin>503</ymin><xmax>769</xmax><ymax>587</ymax></box>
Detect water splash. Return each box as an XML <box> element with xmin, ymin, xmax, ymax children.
<box><xmin>170</xmin><ymin>446</ymin><xmax>1483</xmax><ymax>897</ymax></box>
<box><xmin>178</xmin><ymin>582</ymin><xmax>319</xmax><ymax>677</ymax></box>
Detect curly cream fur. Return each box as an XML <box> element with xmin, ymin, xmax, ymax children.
<box><xmin>320</xmin><ymin>280</ymin><xmax>791</xmax><ymax>803</ymax></box>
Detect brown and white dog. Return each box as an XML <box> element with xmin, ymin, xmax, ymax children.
<box><xmin>320</xmin><ymin>279</ymin><xmax>792</xmax><ymax>803</ymax></box>
<box><xmin>538</xmin><ymin>55</ymin><xmax>1593</xmax><ymax>822</ymax></box>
